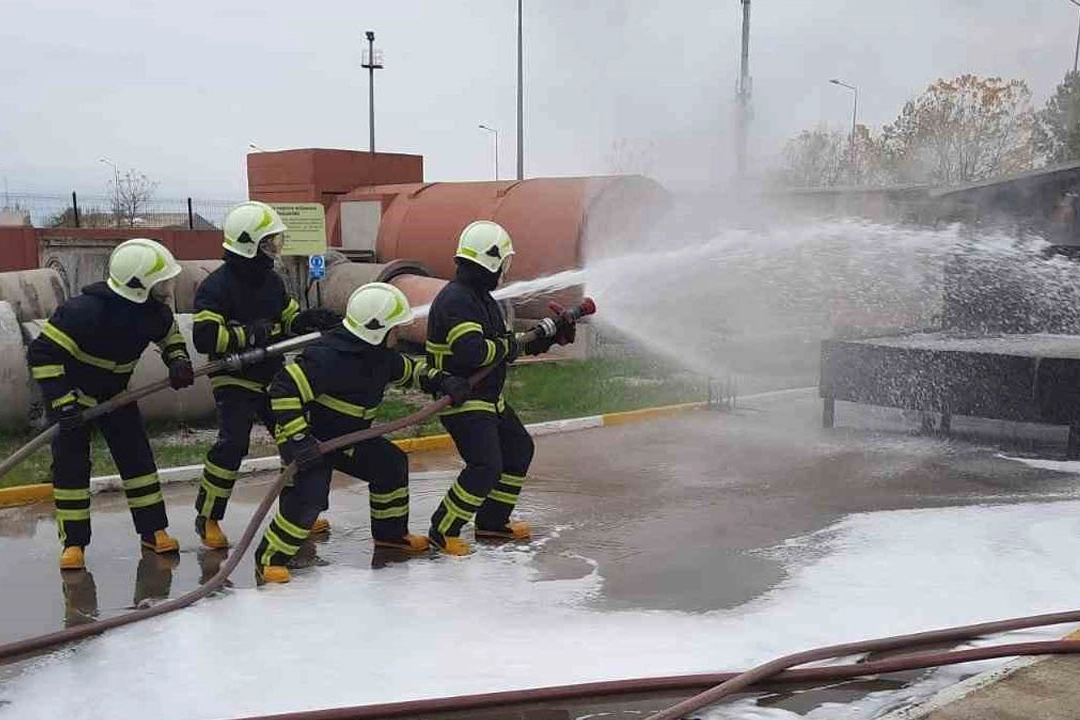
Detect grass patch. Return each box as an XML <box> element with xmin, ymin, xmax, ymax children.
<box><xmin>0</xmin><ymin>356</ymin><xmax>706</xmax><ymax>489</ymax></box>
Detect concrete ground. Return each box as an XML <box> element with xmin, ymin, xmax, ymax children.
<box><xmin>3</xmin><ymin>390</ymin><xmax>1080</xmax><ymax>718</ymax></box>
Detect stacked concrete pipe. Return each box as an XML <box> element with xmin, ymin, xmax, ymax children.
<box><xmin>0</xmin><ymin>258</ymin><xmax>446</xmax><ymax>431</ymax></box>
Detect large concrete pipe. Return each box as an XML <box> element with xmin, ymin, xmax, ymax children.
<box><xmin>0</xmin><ymin>268</ymin><xmax>68</xmax><ymax>323</ymax></box>
<box><xmin>321</xmin><ymin>254</ymin><xmax>444</xmax><ymax>345</ymax></box>
<box><xmin>21</xmin><ymin>314</ymin><xmax>215</xmax><ymax>427</ymax></box>
<box><xmin>173</xmin><ymin>260</ymin><xmax>224</xmax><ymax>314</ymax></box>
<box><xmin>0</xmin><ymin>302</ymin><xmax>32</xmax><ymax>430</ymax></box>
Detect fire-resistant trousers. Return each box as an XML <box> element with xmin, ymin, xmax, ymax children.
<box><xmin>51</xmin><ymin>402</ymin><xmax>167</xmax><ymax>548</ymax></box>
<box><xmin>195</xmin><ymin>387</ymin><xmax>276</xmax><ymax>520</ymax></box>
<box><xmin>254</xmin><ymin>436</ymin><xmax>410</xmax><ymax>567</ymax></box>
<box><xmin>428</xmin><ymin>404</ymin><xmax>534</xmax><ymax>542</ymax></box>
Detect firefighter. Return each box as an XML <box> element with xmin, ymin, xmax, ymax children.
<box><xmin>191</xmin><ymin>201</ymin><xmax>339</xmax><ymax>549</ymax></box>
<box><xmin>254</xmin><ymin>282</ymin><xmax>469</xmax><ymax>583</ymax></box>
<box><xmin>28</xmin><ymin>238</ymin><xmax>195</xmax><ymax>570</ymax></box>
<box><xmin>424</xmin><ymin>221</ymin><xmax>573</xmax><ymax>556</ymax></box>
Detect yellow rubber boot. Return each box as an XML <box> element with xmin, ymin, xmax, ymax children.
<box><xmin>140</xmin><ymin>530</ymin><xmax>180</xmax><ymax>554</ymax></box>
<box><xmin>59</xmin><ymin>546</ymin><xmax>85</xmax><ymax>571</ymax></box>
<box><xmin>374</xmin><ymin>534</ymin><xmax>430</xmax><ymax>553</ymax></box>
<box><xmin>475</xmin><ymin>521</ymin><xmax>531</xmax><ymax>540</ymax></box>
<box><xmin>430</xmin><ymin>534</ymin><xmax>471</xmax><ymax>556</ymax></box>
<box><xmin>195</xmin><ymin>517</ymin><xmax>229</xmax><ymax>549</ymax></box>
<box><xmin>310</xmin><ymin>516</ymin><xmax>331</xmax><ymax>534</ymax></box>
<box><xmin>257</xmin><ymin>565</ymin><xmax>291</xmax><ymax>584</ymax></box>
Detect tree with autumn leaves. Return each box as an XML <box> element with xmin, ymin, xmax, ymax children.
<box><xmin>777</xmin><ymin>74</ymin><xmax>1040</xmax><ymax>188</ymax></box>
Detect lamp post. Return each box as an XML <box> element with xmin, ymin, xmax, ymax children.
<box><xmin>361</xmin><ymin>30</ymin><xmax>384</xmax><ymax>153</ymax></box>
<box><xmin>1069</xmin><ymin>0</ymin><xmax>1080</xmax><ymax>75</ymax></box>
<box><xmin>479</xmin><ymin>124</ymin><xmax>499</xmax><ymax>180</ymax></box>
<box><xmin>829</xmin><ymin>79</ymin><xmax>859</xmax><ymax>178</ymax></box>
<box><xmin>516</xmin><ymin>0</ymin><xmax>524</xmax><ymax>180</ymax></box>
<box><xmin>99</xmin><ymin>157</ymin><xmax>121</xmax><ymax>227</ymax></box>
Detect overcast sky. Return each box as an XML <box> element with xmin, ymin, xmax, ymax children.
<box><xmin>1</xmin><ymin>1</ymin><xmax>1078</xmax><ymax>199</ymax></box>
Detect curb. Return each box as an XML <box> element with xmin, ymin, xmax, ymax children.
<box><xmin>0</xmin><ymin>400</ymin><xmax>713</xmax><ymax>510</ymax></box>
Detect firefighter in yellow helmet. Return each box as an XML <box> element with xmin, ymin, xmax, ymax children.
<box><xmin>254</xmin><ymin>283</ymin><xmax>468</xmax><ymax>583</ymax></box>
<box><xmin>191</xmin><ymin>201</ymin><xmax>341</xmax><ymax>549</ymax></box>
<box><xmin>27</xmin><ymin>239</ymin><xmax>194</xmax><ymax>570</ymax></box>
<box><xmin>424</xmin><ymin>221</ymin><xmax>571</xmax><ymax>555</ymax></box>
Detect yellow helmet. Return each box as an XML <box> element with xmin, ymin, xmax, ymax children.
<box><xmin>455</xmin><ymin>221</ymin><xmax>514</xmax><ymax>274</ymax></box>
<box><xmin>222</xmin><ymin>201</ymin><xmax>287</xmax><ymax>258</ymax></box>
<box><xmin>343</xmin><ymin>282</ymin><xmax>414</xmax><ymax>345</ymax></box>
<box><xmin>106</xmin><ymin>239</ymin><xmax>182</xmax><ymax>304</ymax></box>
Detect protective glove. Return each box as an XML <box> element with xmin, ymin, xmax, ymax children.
<box><xmin>437</xmin><ymin>373</ymin><xmax>472</xmax><ymax>407</ymax></box>
<box><xmin>521</xmin><ymin>334</ymin><xmax>557</xmax><ymax>356</ymax></box>
<box><xmin>553</xmin><ymin>319</ymin><xmax>577</xmax><ymax>346</ymax></box>
<box><xmin>293</xmin><ymin>308</ymin><xmax>342</xmax><ymax>335</ymax></box>
<box><xmin>283</xmin><ymin>432</ymin><xmax>322</xmax><ymax>471</ymax></box>
<box><xmin>247</xmin><ymin>322</ymin><xmax>275</xmax><ymax>348</ymax></box>
<box><xmin>53</xmin><ymin>401</ymin><xmax>84</xmax><ymax>434</ymax></box>
<box><xmin>503</xmin><ymin>332</ymin><xmax>521</xmax><ymax>363</ymax></box>
<box><xmin>167</xmin><ymin>359</ymin><xmax>195</xmax><ymax>389</ymax></box>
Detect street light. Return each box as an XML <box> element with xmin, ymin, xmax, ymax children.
<box><xmin>830</xmin><ymin>79</ymin><xmax>859</xmax><ymax>178</ymax></box>
<box><xmin>247</xmin><ymin>142</ymin><xmax>267</xmax><ymax>153</ymax></box>
<box><xmin>99</xmin><ymin>156</ymin><xmax>122</xmax><ymax>228</ymax></box>
<box><xmin>361</xmin><ymin>30</ymin><xmax>384</xmax><ymax>154</ymax></box>
<box><xmin>479</xmin><ymin>124</ymin><xmax>499</xmax><ymax>180</ymax></box>
<box><xmin>1068</xmin><ymin>0</ymin><xmax>1080</xmax><ymax>75</ymax></box>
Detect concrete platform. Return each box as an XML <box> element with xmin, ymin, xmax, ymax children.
<box><xmin>3</xmin><ymin>390</ymin><xmax>1080</xmax><ymax>719</ymax></box>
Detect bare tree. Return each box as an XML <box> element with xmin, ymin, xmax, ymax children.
<box><xmin>109</xmin><ymin>169</ymin><xmax>158</xmax><ymax>228</ymax></box>
<box><xmin>882</xmin><ymin>74</ymin><xmax>1034</xmax><ymax>184</ymax></box>
<box><xmin>776</xmin><ymin>126</ymin><xmax>847</xmax><ymax>187</ymax></box>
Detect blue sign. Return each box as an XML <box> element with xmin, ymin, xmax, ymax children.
<box><xmin>308</xmin><ymin>254</ymin><xmax>326</xmax><ymax>281</ymax></box>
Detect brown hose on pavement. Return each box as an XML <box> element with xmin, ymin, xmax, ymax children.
<box><xmin>222</xmin><ymin>639</ymin><xmax>1080</xmax><ymax>720</ymax></box>
<box><xmin>645</xmin><ymin>612</ymin><xmax>1080</xmax><ymax>720</ymax></box>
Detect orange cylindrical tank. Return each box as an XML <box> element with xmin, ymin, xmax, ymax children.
<box><xmin>388</xmin><ymin>273</ymin><xmax>448</xmax><ymax>346</ymax></box>
<box><xmin>326</xmin><ymin>175</ymin><xmax>670</xmax><ymax>284</ymax></box>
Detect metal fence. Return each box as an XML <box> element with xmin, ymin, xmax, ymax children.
<box><xmin>0</xmin><ymin>193</ymin><xmax>242</xmax><ymax>230</ymax></box>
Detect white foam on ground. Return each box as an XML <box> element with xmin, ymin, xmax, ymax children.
<box><xmin>4</xmin><ymin>501</ymin><xmax>1080</xmax><ymax>720</ymax></box>
<box><xmin>999</xmin><ymin>453</ymin><xmax>1080</xmax><ymax>475</ymax></box>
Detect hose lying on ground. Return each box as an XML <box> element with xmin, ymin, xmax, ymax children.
<box><xmin>644</xmin><ymin>610</ymin><xmax>1080</xmax><ymax>720</ymax></box>
<box><xmin>0</xmin><ymin>331</ymin><xmax>324</xmax><ymax>482</ymax></box>
<box><xmin>222</xmin><ymin>638</ymin><xmax>1080</xmax><ymax>720</ymax></box>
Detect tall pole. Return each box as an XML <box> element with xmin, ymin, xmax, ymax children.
<box><xmin>736</xmin><ymin>0</ymin><xmax>752</xmax><ymax>180</ymax></box>
<box><xmin>830</xmin><ymin>79</ymin><xmax>859</xmax><ymax>179</ymax></box>
<box><xmin>516</xmin><ymin>0</ymin><xmax>524</xmax><ymax>180</ymax></box>
<box><xmin>480</xmin><ymin>124</ymin><xmax>499</xmax><ymax>180</ymax></box>
<box><xmin>1071</xmin><ymin>0</ymin><xmax>1080</xmax><ymax>74</ymax></box>
<box><xmin>362</xmin><ymin>31</ymin><xmax>383</xmax><ymax>153</ymax></box>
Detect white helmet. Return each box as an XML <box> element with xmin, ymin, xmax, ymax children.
<box><xmin>343</xmin><ymin>282</ymin><xmax>414</xmax><ymax>345</ymax></box>
<box><xmin>222</xmin><ymin>201</ymin><xmax>287</xmax><ymax>258</ymax></box>
<box><xmin>106</xmin><ymin>239</ymin><xmax>182</xmax><ymax>304</ymax></box>
<box><xmin>455</xmin><ymin>220</ymin><xmax>514</xmax><ymax>274</ymax></box>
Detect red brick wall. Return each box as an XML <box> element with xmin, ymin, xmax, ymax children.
<box><xmin>0</xmin><ymin>227</ymin><xmax>225</xmax><ymax>271</ymax></box>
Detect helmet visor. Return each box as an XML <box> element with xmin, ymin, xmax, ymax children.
<box><xmin>259</xmin><ymin>233</ymin><xmax>285</xmax><ymax>257</ymax></box>
<box><xmin>150</xmin><ymin>277</ymin><xmax>177</xmax><ymax>305</ymax></box>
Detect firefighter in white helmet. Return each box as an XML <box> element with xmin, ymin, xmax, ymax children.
<box><xmin>424</xmin><ymin>221</ymin><xmax>573</xmax><ymax>556</ymax></box>
<box><xmin>254</xmin><ymin>282</ymin><xmax>469</xmax><ymax>583</ymax></box>
<box><xmin>27</xmin><ymin>238</ymin><xmax>195</xmax><ymax>570</ymax></box>
<box><xmin>191</xmin><ymin>201</ymin><xmax>341</xmax><ymax>550</ymax></box>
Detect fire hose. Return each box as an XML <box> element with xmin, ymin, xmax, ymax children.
<box><xmin>0</xmin><ymin>298</ymin><xmax>596</xmax><ymax>664</ymax></box>
<box><xmin>218</xmin><ymin>636</ymin><xmax>1080</xmax><ymax>720</ymax></box>
<box><xmin>0</xmin><ymin>330</ymin><xmax>324</xmax><ymax>482</ymax></box>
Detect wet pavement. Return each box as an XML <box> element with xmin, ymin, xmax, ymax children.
<box><xmin>3</xmin><ymin>390</ymin><xmax>1080</xmax><ymax>718</ymax></box>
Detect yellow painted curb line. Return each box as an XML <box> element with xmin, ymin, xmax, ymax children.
<box><xmin>0</xmin><ymin>482</ymin><xmax>52</xmax><ymax>508</ymax></box>
<box><xmin>0</xmin><ymin>400</ymin><xmax>707</xmax><ymax>509</ymax></box>
<box><xmin>600</xmin><ymin>401</ymin><xmax>707</xmax><ymax>427</ymax></box>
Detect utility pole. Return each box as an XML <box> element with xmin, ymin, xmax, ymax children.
<box><xmin>1070</xmin><ymin>0</ymin><xmax>1080</xmax><ymax>74</ymax></box>
<box><xmin>735</xmin><ymin>0</ymin><xmax>752</xmax><ymax>180</ymax></box>
<box><xmin>362</xmin><ymin>30</ymin><xmax>384</xmax><ymax>153</ymax></box>
<box><xmin>516</xmin><ymin>0</ymin><xmax>524</xmax><ymax>180</ymax></box>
